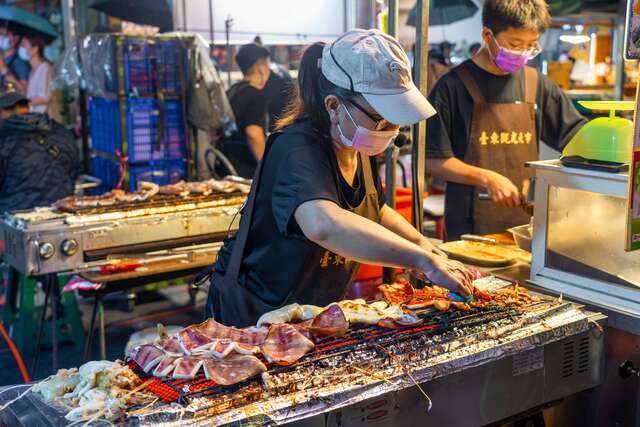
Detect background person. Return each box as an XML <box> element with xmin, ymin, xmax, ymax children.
<box><xmin>217</xmin><ymin>43</ymin><xmax>271</xmax><ymax>178</ymax></box>
<box><xmin>22</xmin><ymin>35</ymin><xmax>52</xmax><ymax>114</ymax></box>
<box><xmin>0</xmin><ymin>91</ymin><xmax>79</xmax><ymax>213</ymax></box>
<box><xmin>0</xmin><ymin>28</ymin><xmax>30</xmax><ymax>93</ymax></box>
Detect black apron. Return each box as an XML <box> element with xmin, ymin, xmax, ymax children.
<box><xmin>206</xmin><ymin>131</ymin><xmax>381</xmax><ymax>327</ymax></box>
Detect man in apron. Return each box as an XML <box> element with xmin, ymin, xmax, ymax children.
<box><xmin>425</xmin><ymin>0</ymin><xmax>586</xmax><ymax>240</ymax></box>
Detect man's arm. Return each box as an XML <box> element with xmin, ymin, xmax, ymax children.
<box><xmin>427</xmin><ymin>157</ymin><xmax>521</xmax><ymax>207</ymax></box>
<box><xmin>245</xmin><ymin>124</ymin><xmax>266</xmax><ymax>161</ymax></box>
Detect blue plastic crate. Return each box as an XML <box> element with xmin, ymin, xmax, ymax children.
<box><xmin>126</xmin><ymin>98</ymin><xmax>187</xmax><ymax>163</ymax></box>
<box><xmin>123</xmin><ymin>39</ymin><xmax>186</xmax><ymax>96</ymax></box>
<box><xmin>90</xmin><ymin>155</ymin><xmax>121</xmax><ymax>191</ymax></box>
<box><xmin>89</xmin><ymin>97</ymin><xmax>121</xmax><ymax>154</ymax></box>
<box><xmin>129</xmin><ymin>159</ymin><xmax>187</xmax><ymax>191</ymax></box>
<box><xmin>89</xmin><ymin>97</ymin><xmax>188</xmax><ymax>162</ymax></box>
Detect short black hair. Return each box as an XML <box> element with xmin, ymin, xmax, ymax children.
<box><xmin>482</xmin><ymin>0</ymin><xmax>551</xmax><ymax>35</ymax></box>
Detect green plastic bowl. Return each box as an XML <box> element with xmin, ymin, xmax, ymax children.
<box><xmin>562</xmin><ymin>115</ymin><xmax>633</xmax><ymax>164</ymax></box>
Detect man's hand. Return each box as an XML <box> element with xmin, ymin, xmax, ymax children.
<box><xmin>483</xmin><ymin>170</ymin><xmax>521</xmax><ymax>207</ymax></box>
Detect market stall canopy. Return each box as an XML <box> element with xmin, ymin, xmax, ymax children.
<box><xmin>0</xmin><ymin>5</ymin><xmax>57</xmax><ymax>43</ymax></box>
<box><xmin>406</xmin><ymin>0</ymin><xmax>478</xmax><ymax>27</ymax></box>
<box><xmin>89</xmin><ymin>0</ymin><xmax>173</xmax><ymax>32</ymax></box>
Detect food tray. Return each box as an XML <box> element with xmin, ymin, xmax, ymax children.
<box><xmin>439</xmin><ymin>240</ymin><xmax>519</xmax><ymax>267</ymax></box>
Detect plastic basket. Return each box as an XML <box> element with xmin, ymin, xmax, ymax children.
<box><xmin>123</xmin><ymin>40</ymin><xmax>156</xmax><ymax>96</ymax></box>
<box><xmin>126</xmin><ymin>98</ymin><xmax>187</xmax><ymax>163</ymax></box>
<box><xmin>89</xmin><ymin>97</ymin><xmax>121</xmax><ymax>154</ymax></box>
<box><xmin>123</xmin><ymin>39</ymin><xmax>186</xmax><ymax>96</ymax></box>
<box><xmin>90</xmin><ymin>155</ymin><xmax>121</xmax><ymax>191</ymax></box>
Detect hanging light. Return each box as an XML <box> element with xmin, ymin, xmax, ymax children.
<box><xmin>560</xmin><ymin>24</ymin><xmax>591</xmax><ymax>44</ymax></box>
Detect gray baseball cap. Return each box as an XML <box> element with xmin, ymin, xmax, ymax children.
<box><xmin>321</xmin><ymin>29</ymin><xmax>436</xmax><ymax>125</ymax></box>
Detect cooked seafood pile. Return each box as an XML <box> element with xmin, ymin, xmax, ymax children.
<box><xmin>54</xmin><ymin>178</ymin><xmax>250</xmax><ymax>211</ymax></box>
<box><xmin>32</xmin><ymin>361</ymin><xmax>152</xmax><ymax>422</ymax></box>
<box><xmin>128</xmin><ymin>279</ymin><xmax>511</xmax><ymax>387</ymax></box>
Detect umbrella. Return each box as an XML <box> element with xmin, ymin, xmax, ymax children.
<box><xmin>0</xmin><ymin>6</ymin><xmax>58</xmax><ymax>43</ymax></box>
<box><xmin>90</xmin><ymin>0</ymin><xmax>173</xmax><ymax>33</ymax></box>
<box><xmin>407</xmin><ymin>0</ymin><xmax>478</xmax><ymax>27</ymax></box>
<box><xmin>549</xmin><ymin>0</ymin><xmax>583</xmax><ymax>15</ymax></box>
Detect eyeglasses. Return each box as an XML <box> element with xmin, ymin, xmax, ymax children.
<box><xmin>491</xmin><ymin>33</ymin><xmax>543</xmax><ymax>59</ymax></box>
<box><xmin>347</xmin><ymin>100</ymin><xmax>388</xmax><ymax>130</ymax></box>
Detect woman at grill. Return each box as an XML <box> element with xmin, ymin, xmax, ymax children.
<box><xmin>206</xmin><ymin>29</ymin><xmax>473</xmax><ymax>327</ymax></box>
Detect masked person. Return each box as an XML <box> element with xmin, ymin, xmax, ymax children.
<box><xmin>426</xmin><ymin>0</ymin><xmax>586</xmax><ymax>240</ymax></box>
<box><xmin>205</xmin><ymin>29</ymin><xmax>474</xmax><ymax>327</ymax></box>
<box><xmin>0</xmin><ymin>28</ymin><xmax>30</xmax><ymax>93</ymax></box>
<box><xmin>217</xmin><ymin>43</ymin><xmax>271</xmax><ymax>178</ymax></box>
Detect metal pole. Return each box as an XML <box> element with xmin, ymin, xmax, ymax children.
<box><xmin>383</xmin><ymin>0</ymin><xmax>400</xmax><ymax>284</ymax></box>
<box><xmin>60</xmin><ymin>0</ymin><xmax>73</xmax><ymax>48</ymax></box>
<box><xmin>385</xmin><ymin>0</ymin><xmax>400</xmax><ymax>210</ymax></box>
<box><xmin>182</xmin><ymin>0</ymin><xmax>187</xmax><ymax>31</ymax></box>
<box><xmin>411</xmin><ymin>0</ymin><xmax>429</xmax><ymax>234</ymax></box>
<box><xmin>225</xmin><ymin>17</ymin><xmax>233</xmax><ymax>86</ymax></box>
<box><xmin>388</xmin><ymin>0</ymin><xmax>399</xmax><ymax>36</ymax></box>
<box><xmin>613</xmin><ymin>20</ymin><xmax>625</xmax><ymax>101</ymax></box>
<box><xmin>208</xmin><ymin>0</ymin><xmax>214</xmax><ymax>44</ymax></box>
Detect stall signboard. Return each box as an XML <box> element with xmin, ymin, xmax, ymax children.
<box><xmin>627</xmin><ymin>1</ymin><xmax>640</xmax><ymax>250</ymax></box>
<box><xmin>625</xmin><ymin>0</ymin><xmax>640</xmax><ymax>60</ymax></box>
<box><xmin>627</xmin><ymin>146</ymin><xmax>640</xmax><ymax>251</ymax></box>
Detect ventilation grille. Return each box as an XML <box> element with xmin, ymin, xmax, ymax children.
<box><xmin>561</xmin><ymin>336</ymin><xmax>591</xmax><ymax>378</ymax></box>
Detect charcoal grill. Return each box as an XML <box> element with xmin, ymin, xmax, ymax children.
<box><xmin>125</xmin><ymin>286</ymin><xmax>605</xmax><ymax>426</ymax></box>
<box><xmin>0</xmin><ymin>191</ymin><xmax>245</xmax><ymax>275</ymax></box>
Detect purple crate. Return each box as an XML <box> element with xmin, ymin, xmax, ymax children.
<box><xmin>126</xmin><ymin>98</ymin><xmax>187</xmax><ymax>163</ymax></box>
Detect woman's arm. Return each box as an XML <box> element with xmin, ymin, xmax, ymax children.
<box><xmin>379</xmin><ymin>204</ymin><xmax>446</xmax><ymax>256</ymax></box>
<box><xmin>295</xmin><ymin>199</ymin><xmax>473</xmax><ymax>295</ymax></box>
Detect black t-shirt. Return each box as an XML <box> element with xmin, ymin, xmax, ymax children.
<box><xmin>426</xmin><ymin>59</ymin><xmax>586</xmax><ymax>159</ymax></box>
<box><xmin>215</xmin><ymin>120</ymin><xmax>385</xmax><ymax>307</ymax></box>
<box><xmin>227</xmin><ymin>81</ymin><xmax>268</xmax><ymax>135</ymax></box>
<box><xmin>262</xmin><ymin>64</ymin><xmax>294</xmax><ymax>131</ymax></box>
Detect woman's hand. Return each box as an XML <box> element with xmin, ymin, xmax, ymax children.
<box><xmin>412</xmin><ymin>254</ymin><xmax>474</xmax><ymax>296</ymax></box>
<box><xmin>418</xmin><ymin>237</ymin><xmax>447</xmax><ymax>258</ymax></box>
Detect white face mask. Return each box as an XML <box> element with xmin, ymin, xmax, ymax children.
<box><xmin>337</xmin><ymin>104</ymin><xmax>398</xmax><ymax>156</ymax></box>
<box><xmin>0</xmin><ymin>36</ymin><xmax>10</xmax><ymax>51</ymax></box>
<box><xmin>18</xmin><ymin>46</ymin><xmax>30</xmax><ymax>61</ymax></box>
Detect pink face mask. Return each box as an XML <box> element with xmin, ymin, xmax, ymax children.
<box><xmin>337</xmin><ymin>104</ymin><xmax>398</xmax><ymax>156</ymax></box>
<box><xmin>490</xmin><ymin>33</ymin><xmax>541</xmax><ymax>74</ymax></box>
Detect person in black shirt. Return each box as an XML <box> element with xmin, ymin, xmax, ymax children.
<box><xmin>206</xmin><ymin>30</ymin><xmax>474</xmax><ymax>327</ymax></box>
<box><xmin>426</xmin><ymin>0</ymin><xmax>586</xmax><ymax>240</ymax></box>
<box><xmin>0</xmin><ymin>91</ymin><xmax>79</xmax><ymax>212</ymax></box>
<box><xmin>253</xmin><ymin>36</ymin><xmax>295</xmax><ymax>130</ymax></box>
<box><xmin>220</xmin><ymin>43</ymin><xmax>271</xmax><ymax>178</ymax></box>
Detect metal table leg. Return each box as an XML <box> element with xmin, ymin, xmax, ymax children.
<box><xmin>30</xmin><ymin>274</ymin><xmax>52</xmax><ymax>377</ymax></box>
<box><xmin>83</xmin><ymin>297</ymin><xmax>99</xmax><ymax>362</ymax></box>
<box><xmin>98</xmin><ymin>298</ymin><xmax>106</xmax><ymax>360</ymax></box>
<box><xmin>50</xmin><ymin>275</ymin><xmax>59</xmax><ymax>372</ymax></box>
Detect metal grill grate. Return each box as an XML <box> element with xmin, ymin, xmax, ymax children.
<box><xmin>130</xmin><ymin>304</ymin><xmax>522</xmax><ymax>404</ymax></box>
<box><xmin>56</xmin><ymin>192</ymin><xmax>245</xmax><ymax>215</ymax></box>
